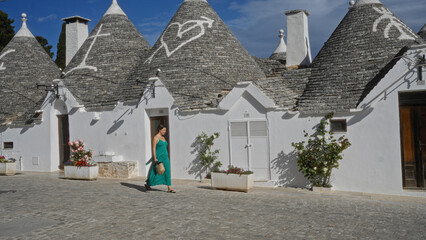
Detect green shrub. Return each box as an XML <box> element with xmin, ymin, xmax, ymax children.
<box><xmin>292</xmin><ymin>113</ymin><xmax>351</xmax><ymax>187</ymax></box>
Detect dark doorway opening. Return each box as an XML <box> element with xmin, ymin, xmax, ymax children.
<box><xmin>150</xmin><ymin>116</ymin><xmax>170</xmax><ymax>154</ymax></box>
<box><xmin>58</xmin><ymin>115</ymin><xmax>70</xmax><ymax>170</ymax></box>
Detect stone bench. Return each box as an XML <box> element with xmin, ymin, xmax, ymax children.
<box><xmin>98</xmin><ymin>161</ymin><xmax>138</xmax><ymax>179</ymax></box>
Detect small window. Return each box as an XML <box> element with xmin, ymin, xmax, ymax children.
<box><xmin>3</xmin><ymin>142</ymin><xmax>13</xmax><ymax>149</ymax></box>
<box><xmin>330</xmin><ymin>119</ymin><xmax>347</xmax><ymax>133</ymax></box>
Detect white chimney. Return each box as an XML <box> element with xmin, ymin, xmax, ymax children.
<box><xmin>62</xmin><ymin>16</ymin><xmax>91</xmax><ymax>66</ymax></box>
<box><xmin>285</xmin><ymin>10</ymin><xmax>312</xmax><ymax>68</ymax></box>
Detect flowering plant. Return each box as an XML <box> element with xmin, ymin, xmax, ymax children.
<box><xmin>68</xmin><ymin>140</ymin><xmax>96</xmax><ymax>167</ymax></box>
<box><xmin>292</xmin><ymin>113</ymin><xmax>351</xmax><ymax>187</ymax></box>
<box><xmin>218</xmin><ymin>165</ymin><xmax>253</xmax><ymax>176</ymax></box>
<box><xmin>0</xmin><ymin>156</ymin><xmax>13</xmax><ymax>163</ymax></box>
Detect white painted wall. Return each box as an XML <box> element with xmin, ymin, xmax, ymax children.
<box><xmin>0</xmin><ymin>93</ymin><xmax>62</xmax><ymax>172</ymax></box>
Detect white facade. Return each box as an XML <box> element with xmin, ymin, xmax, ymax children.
<box><xmin>2</xmin><ymin>44</ymin><xmax>425</xmax><ymax>198</ymax></box>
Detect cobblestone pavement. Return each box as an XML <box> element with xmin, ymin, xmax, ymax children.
<box><xmin>0</xmin><ymin>173</ymin><xmax>425</xmax><ymax>240</ymax></box>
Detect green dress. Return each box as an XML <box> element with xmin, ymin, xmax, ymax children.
<box><xmin>146</xmin><ymin>139</ymin><xmax>171</xmax><ymax>186</ymax></box>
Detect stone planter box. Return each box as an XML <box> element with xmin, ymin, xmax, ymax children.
<box><xmin>211</xmin><ymin>172</ymin><xmax>254</xmax><ymax>193</ymax></box>
<box><xmin>0</xmin><ymin>162</ymin><xmax>16</xmax><ymax>176</ymax></box>
<box><xmin>64</xmin><ymin>165</ymin><xmax>99</xmax><ymax>180</ymax></box>
<box><xmin>98</xmin><ymin>161</ymin><xmax>138</xmax><ymax>179</ymax></box>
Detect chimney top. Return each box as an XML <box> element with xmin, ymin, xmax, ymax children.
<box><xmin>62</xmin><ymin>16</ymin><xmax>91</xmax><ymax>24</ymax></box>
<box><xmin>285</xmin><ymin>10</ymin><xmax>310</xmax><ymax>17</ymax></box>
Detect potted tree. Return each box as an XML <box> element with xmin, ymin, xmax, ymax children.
<box><xmin>197</xmin><ymin>132</ymin><xmax>222</xmax><ymax>179</ymax></box>
<box><xmin>292</xmin><ymin>113</ymin><xmax>351</xmax><ymax>191</ymax></box>
<box><xmin>0</xmin><ymin>156</ymin><xmax>16</xmax><ymax>176</ymax></box>
<box><xmin>211</xmin><ymin>166</ymin><xmax>254</xmax><ymax>193</ymax></box>
<box><xmin>64</xmin><ymin>140</ymin><xmax>98</xmax><ymax>180</ymax></box>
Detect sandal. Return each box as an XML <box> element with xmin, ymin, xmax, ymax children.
<box><xmin>144</xmin><ymin>184</ymin><xmax>152</xmax><ymax>191</ymax></box>
<box><xmin>168</xmin><ymin>189</ymin><xmax>176</xmax><ymax>193</ymax></box>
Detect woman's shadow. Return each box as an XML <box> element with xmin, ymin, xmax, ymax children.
<box><xmin>120</xmin><ymin>182</ymin><xmax>163</xmax><ymax>193</ymax></box>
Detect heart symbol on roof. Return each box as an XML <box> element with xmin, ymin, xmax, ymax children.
<box><xmin>146</xmin><ymin>16</ymin><xmax>215</xmax><ymax>64</ymax></box>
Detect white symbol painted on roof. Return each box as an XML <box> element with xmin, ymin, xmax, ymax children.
<box><xmin>145</xmin><ymin>16</ymin><xmax>215</xmax><ymax>64</ymax></box>
<box><xmin>372</xmin><ymin>7</ymin><xmax>417</xmax><ymax>40</ymax></box>
<box><xmin>64</xmin><ymin>24</ymin><xmax>111</xmax><ymax>76</ymax></box>
<box><xmin>0</xmin><ymin>49</ymin><xmax>16</xmax><ymax>71</ymax></box>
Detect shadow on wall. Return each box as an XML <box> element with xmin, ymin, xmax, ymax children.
<box><xmin>187</xmin><ymin>136</ymin><xmax>207</xmax><ymax>181</ymax></box>
<box><xmin>271</xmin><ymin>150</ymin><xmax>310</xmax><ymax>188</ymax></box>
<box><xmin>107</xmin><ymin>120</ymin><xmax>124</xmax><ymax>135</ymax></box>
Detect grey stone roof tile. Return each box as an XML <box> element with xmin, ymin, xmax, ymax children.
<box><xmin>255</xmin><ymin>67</ymin><xmax>311</xmax><ymax>109</ymax></box>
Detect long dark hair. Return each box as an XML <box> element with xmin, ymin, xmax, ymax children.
<box><xmin>157</xmin><ymin>124</ymin><xmax>166</xmax><ymax>133</ymax></box>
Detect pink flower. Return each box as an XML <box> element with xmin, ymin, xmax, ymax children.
<box><xmin>68</xmin><ymin>141</ymin><xmax>72</xmax><ymax>146</ymax></box>
<box><xmin>79</xmin><ymin>147</ymin><xmax>83</xmax><ymax>151</ymax></box>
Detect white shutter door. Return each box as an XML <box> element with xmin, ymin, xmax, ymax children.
<box><xmin>249</xmin><ymin>121</ymin><xmax>269</xmax><ymax>180</ymax></box>
<box><xmin>230</xmin><ymin>122</ymin><xmax>249</xmax><ymax>170</ymax></box>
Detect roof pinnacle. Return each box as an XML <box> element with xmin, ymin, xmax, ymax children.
<box><xmin>104</xmin><ymin>0</ymin><xmax>127</xmax><ymax>16</ymax></box>
<box><xmin>354</xmin><ymin>0</ymin><xmax>382</xmax><ymax>7</ymax></box>
<box><xmin>274</xmin><ymin>29</ymin><xmax>287</xmax><ymax>53</ymax></box>
<box><xmin>21</xmin><ymin>13</ymin><xmax>27</xmax><ymax>23</ymax></box>
<box><xmin>14</xmin><ymin>13</ymin><xmax>34</xmax><ymax>38</ymax></box>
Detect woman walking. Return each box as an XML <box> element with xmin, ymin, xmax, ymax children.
<box><xmin>145</xmin><ymin>124</ymin><xmax>176</xmax><ymax>193</ymax></box>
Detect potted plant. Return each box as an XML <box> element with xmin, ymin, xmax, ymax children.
<box><xmin>211</xmin><ymin>166</ymin><xmax>254</xmax><ymax>193</ymax></box>
<box><xmin>292</xmin><ymin>113</ymin><xmax>351</xmax><ymax>191</ymax></box>
<box><xmin>64</xmin><ymin>140</ymin><xmax>98</xmax><ymax>180</ymax></box>
<box><xmin>0</xmin><ymin>156</ymin><xmax>16</xmax><ymax>176</ymax></box>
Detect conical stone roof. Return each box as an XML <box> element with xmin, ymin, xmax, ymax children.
<box><xmin>0</xmin><ymin>14</ymin><xmax>61</xmax><ymax>125</ymax></box>
<box><xmin>419</xmin><ymin>24</ymin><xmax>426</xmax><ymax>40</ymax></box>
<box><xmin>127</xmin><ymin>0</ymin><xmax>265</xmax><ymax>111</ymax></box>
<box><xmin>298</xmin><ymin>0</ymin><xmax>420</xmax><ymax>113</ymax></box>
<box><xmin>62</xmin><ymin>0</ymin><xmax>151</xmax><ymax>111</ymax></box>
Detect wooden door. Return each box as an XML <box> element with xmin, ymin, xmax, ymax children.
<box><xmin>400</xmin><ymin>106</ymin><xmax>426</xmax><ymax>188</ymax></box>
<box><xmin>58</xmin><ymin>115</ymin><xmax>70</xmax><ymax>170</ymax></box>
<box><xmin>416</xmin><ymin>108</ymin><xmax>426</xmax><ymax>187</ymax></box>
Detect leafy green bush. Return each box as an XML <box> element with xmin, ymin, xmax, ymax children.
<box><xmin>292</xmin><ymin>113</ymin><xmax>351</xmax><ymax>187</ymax></box>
